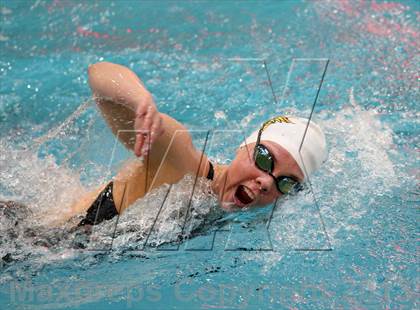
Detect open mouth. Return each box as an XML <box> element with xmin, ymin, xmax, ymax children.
<box><xmin>234</xmin><ymin>185</ymin><xmax>255</xmax><ymax>207</ymax></box>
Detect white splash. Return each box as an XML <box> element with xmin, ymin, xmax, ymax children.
<box><xmin>250</xmin><ymin>88</ymin><xmax>401</xmax><ymax>270</ymax></box>
<box><xmin>0</xmin><ymin>140</ymin><xmax>86</xmax><ymax>224</ymax></box>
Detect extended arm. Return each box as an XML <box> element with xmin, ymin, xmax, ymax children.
<box><xmin>88</xmin><ymin>61</ymin><xmax>162</xmax><ymax>156</ymax></box>
<box><xmin>66</xmin><ymin>62</ymin><xmax>211</xmax><ymax>221</ymax></box>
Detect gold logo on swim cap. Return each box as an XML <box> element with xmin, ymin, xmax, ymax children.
<box><xmin>261</xmin><ymin>116</ymin><xmax>294</xmax><ymax>131</ymax></box>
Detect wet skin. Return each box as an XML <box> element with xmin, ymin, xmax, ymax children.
<box><xmin>67</xmin><ymin>62</ymin><xmax>306</xmax><ymax>222</ymax></box>
<box><xmin>213</xmin><ymin>140</ymin><xmax>305</xmax><ymax>211</ymax></box>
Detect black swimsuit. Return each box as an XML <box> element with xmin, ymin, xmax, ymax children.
<box><xmin>77</xmin><ymin>182</ymin><xmax>118</xmax><ymax>227</ymax></box>
<box><xmin>78</xmin><ymin>161</ymin><xmax>215</xmax><ymax>227</ymax></box>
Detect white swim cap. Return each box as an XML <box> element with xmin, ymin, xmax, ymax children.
<box><xmin>240</xmin><ymin>116</ymin><xmax>328</xmax><ymax>181</ymax></box>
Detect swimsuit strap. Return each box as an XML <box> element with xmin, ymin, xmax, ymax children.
<box><xmin>77</xmin><ymin>181</ymin><xmax>118</xmax><ymax>227</ymax></box>
<box><xmin>206</xmin><ymin>161</ymin><xmax>214</xmax><ymax>181</ymax></box>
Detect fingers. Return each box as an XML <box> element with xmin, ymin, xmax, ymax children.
<box><xmin>134</xmin><ymin>104</ymin><xmax>162</xmax><ymax>157</ymax></box>
<box><xmin>134</xmin><ymin>130</ymin><xmax>145</xmax><ymax>157</ymax></box>
<box><xmin>141</xmin><ymin>106</ymin><xmax>154</xmax><ymax>154</ymax></box>
<box><xmin>134</xmin><ymin>105</ymin><xmax>148</xmax><ymax>156</ymax></box>
<box><xmin>150</xmin><ymin>114</ymin><xmax>164</xmax><ymax>145</ymax></box>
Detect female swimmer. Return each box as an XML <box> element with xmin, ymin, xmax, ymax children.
<box><xmin>66</xmin><ymin>61</ymin><xmax>328</xmax><ymax>227</ymax></box>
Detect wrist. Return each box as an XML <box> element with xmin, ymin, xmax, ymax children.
<box><xmin>132</xmin><ymin>91</ymin><xmax>156</xmax><ymax>113</ymax></box>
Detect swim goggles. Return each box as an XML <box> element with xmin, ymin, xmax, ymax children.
<box><xmin>253</xmin><ymin>117</ymin><xmax>304</xmax><ymax>195</ymax></box>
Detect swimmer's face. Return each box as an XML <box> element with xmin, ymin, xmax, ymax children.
<box><xmin>219</xmin><ymin>141</ymin><xmax>304</xmax><ymax>211</ymax></box>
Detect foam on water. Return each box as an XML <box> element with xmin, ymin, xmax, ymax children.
<box><xmin>84</xmin><ymin>174</ymin><xmax>224</xmax><ymax>251</ymax></box>
<box><xmin>0</xmin><ymin>86</ymin><xmax>405</xmax><ymax>285</ymax></box>
<box><xmin>0</xmin><ymin>141</ymin><xmax>86</xmax><ymax>224</ymax></box>
<box><xmin>243</xmin><ymin>88</ymin><xmax>403</xmax><ymax>272</ymax></box>
<box><xmin>0</xmin><ymin>0</ymin><xmax>418</xmax><ymax>308</ymax></box>
<box><xmin>0</xmin><ymin>137</ymin><xmax>224</xmax><ymax>283</ymax></box>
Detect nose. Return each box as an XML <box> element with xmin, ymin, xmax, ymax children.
<box><xmin>256</xmin><ymin>173</ymin><xmax>275</xmax><ymax>193</ymax></box>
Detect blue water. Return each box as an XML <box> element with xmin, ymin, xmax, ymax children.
<box><xmin>0</xmin><ymin>0</ymin><xmax>419</xmax><ymax>309</ymax></box>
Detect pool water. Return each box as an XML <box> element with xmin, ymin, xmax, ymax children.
<box><xmin>0</xmin><ymin>0</ymin><xmax>419</xmax><ymax>309</ymax></box>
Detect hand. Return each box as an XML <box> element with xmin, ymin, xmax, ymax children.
<box><xmin>133</xmin><ymin>93</ymin><xmax>164</xmax><ymax>157</ymax></box>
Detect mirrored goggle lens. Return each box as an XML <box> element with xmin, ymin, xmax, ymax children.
<box><xmin>254</xmin><ymin>145</ymin><xmax>273</xmax><ymax>172</ymax></box>
<box><xmin>277</xmin><ymin>178</ymin><xmax>299</xmax><ymax>194</ymax></box>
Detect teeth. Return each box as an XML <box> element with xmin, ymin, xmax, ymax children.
<box><xmin>243</xmin><ymin>186</ymin><xmax>255</xmax><ymax>200</ymax></box>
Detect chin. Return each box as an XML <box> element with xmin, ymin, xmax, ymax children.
<box><xmin>215</xmin><ymin>191</ymin><xmax>238</xmax><ymax>212</ymax></box>
<box><xmin>219</xmin><ymin>201</ymin><xmax>242</xmax><ymax>212</ymax></box>
<box><xmin>216</xmin><ymin>190</ymin><xmax>250</xmax><ymax>212</ymax></box>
